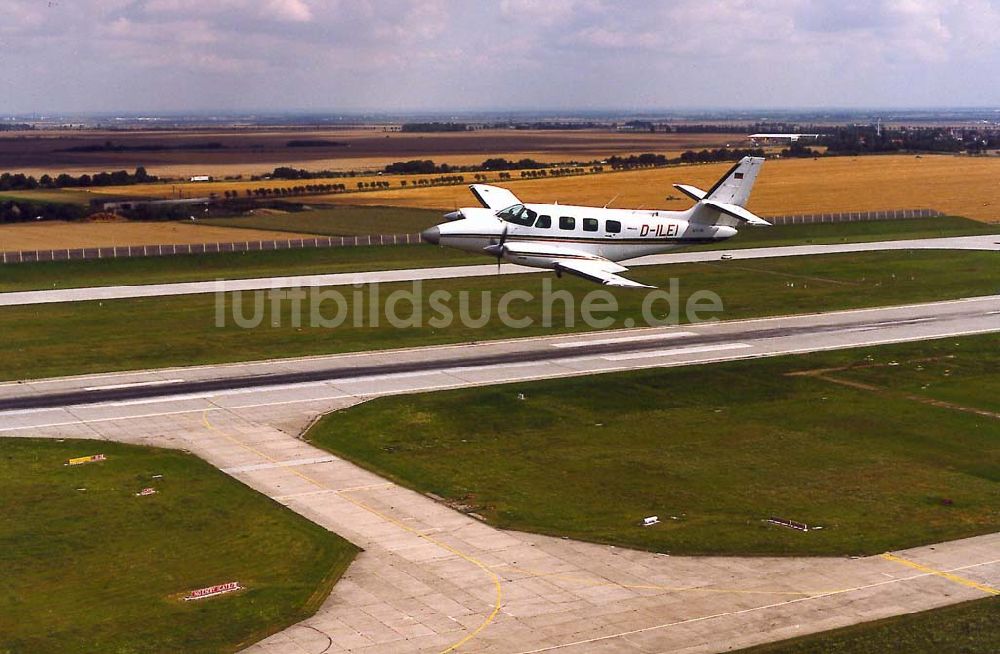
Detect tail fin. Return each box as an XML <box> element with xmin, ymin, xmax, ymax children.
<box><xmin>688</xmin><ymin>156</ymin><xmax>770</xmax><ymax>227</ymax></box>
<box><xmin>703</xmin><ymin>156</ymin><xmax>764</xmax><ymax>207</ymax></box>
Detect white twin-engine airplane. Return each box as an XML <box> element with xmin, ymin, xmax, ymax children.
<box><xmin>420</xmin><ymin>156</ymin><xmax>769</xmax><ymax>288</ymax></box>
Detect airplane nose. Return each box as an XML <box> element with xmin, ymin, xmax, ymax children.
<box><xmin>421</xmin><ymin>226</ymin><xmax>441</xmax><ymax>245</ymax></box>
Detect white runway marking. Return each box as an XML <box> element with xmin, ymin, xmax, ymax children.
<box><xmin>551</xmin><ymin>331</ymin><xmax>696</xmax><ymax>348</ymax></box>
<box><xmin>603</xmin><ymin>343</ymin><xmax>751</xmax><ymax>361</ymax></box>
<box><xmin>83</xmin><ymin>378</ymin><xmax>185</xmax><ymax>391</ymax></box>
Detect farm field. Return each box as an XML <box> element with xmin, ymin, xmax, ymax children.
<box><xmin>0</xmin><ymin>128</ymin><xmax>742</xmax><ymax>178</ymax></box>
<box><xmin>0</xmin><ymin>249</ymin><xmax>996</xmax><ymax>381</ymax></box>
<box><xmin>307</xmin><ymin>334</ymin><xmax>1000</xmax><ymax>556</ymax></box>
<box><xmin>0</xmin><ymin>220</ymin><xmax>318</xmax><ymax>250</ymax></box>
<box><xmin>0</xmin><ymin>438</ymin><xmax>357</xmax><ymax>654</ymax></box>
<box><xmin>314</xmin><ymin>154</ymin><xmax>1000</xmax><ymax>221</ymax></box>
<box><xmin>737</xmin><ymin>597</ymin><xmax>999</xmax><ymax>654</ymax></box>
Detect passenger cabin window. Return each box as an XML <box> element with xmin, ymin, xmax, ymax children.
<box><xmin>606</xmin><ymin>220</ymin><xmax>622</xmax><ymax>234</ymax></box>
<box><xmin>559</xmin><ymin>216</ymin><xmax>575</xmax><ymax>230</ymax></box>
<box><xmin>496</xmin><ymin>204</ymin><xmax>537</xmax><ymax>226</ymax></box>
<box><xmin>583</xmin><ymin>218</ymin><xmax>598</xmax><ymax>232</ymax></box>
<box><xmin>535</xmin><ymin>214</ymin><xmax>552</xmax><ymax>228</ymax></box>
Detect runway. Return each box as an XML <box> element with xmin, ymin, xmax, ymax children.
<box><xmin>1</xmin><ymin>295</ymin><xmax>997</xmax><ymax>417</ymax></box>
<box><xmin>1</xmin><ymin>234</ymin><xmax>996</xmax><ymax>307</ymax></box>
<box><xmin>2</xmin><ymin>296</ymin><xmax>998</xmax><ymax>653</ymax></box>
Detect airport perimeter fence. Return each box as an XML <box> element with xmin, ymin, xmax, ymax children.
<box><xmin>0</xmin><ymin>208</ymin><xmax>944</xmax><ymax>264</ymax></box>
<box><xmin>765</xmin><ymin>208</ymin><xmax>943</xmax><ymax>225</ymax></box>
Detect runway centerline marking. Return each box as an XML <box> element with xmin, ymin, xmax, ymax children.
<box><xmin>603</xmin><ymin>343</ymin><xmax>750</xmax><ymax>361</ymax></box>
<box><xmin>83</xmin><ymin>378</ymin><xmax>185</xmax><ymax>391</ymax></box>
<box><xmin>551</xmin><ymin>331</ymin><xmax>696</xmax><ymax>348</ymax></box>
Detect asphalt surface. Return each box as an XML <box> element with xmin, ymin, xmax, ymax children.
<box><xmin>2</xmin><ymin>295</ymin><xmax>996</xmax><ymax>421</ymax></box>
<box><xmin>1</xmin><ymin>234</ymin><xmax>996</xmax><ymax>307</ymax></box>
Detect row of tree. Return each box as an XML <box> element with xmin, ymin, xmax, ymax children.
<box><xmin>0</xmin><ymin>167</ymin><xmax>157</xmax><ymax>191</ymax></box>
<box><xmin>606</xmin><ymin>153</ymin><xmax>670</xmax><ymax>168</ymax></box>
<box><xmin>820</xmin><ymin>126</ymin><xmax>1000</xmax><ymax>155</ymax></box>
<box><xmin>221</xmin><ymin>184</ymin><xmax>350</xmax><ymax>199</ymax></box>
<box><xmin>676</xmin><ymin>148</ymin><xmax>766</xmax><ymax>163</ymax></box>
<box><xmin>400</xmin><ymin>122</ymin><xmax>469</xmax><ymax>132</ymax></box>
<box><xmin>518</xmin><ymin>167</ymin><xmax>587</xmax><ymax>178</ymax></box>
<box><xmin>1</xmin><ymin>199</ymin><xmax>85</xmax><ymax>224</ymax></box>
<box><xmin>399</xmin><ymin>176</ymin><xmax>465</xmax><ymax>186</ymax></box>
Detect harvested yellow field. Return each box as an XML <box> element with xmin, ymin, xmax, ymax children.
<box><xmin>0</xmin><ymin>221</ymin><xmax>317</xmax><ymax>251</ymax></box>
<box><xmin>317</xmin><ymin>155</ymin><xmax>1000</xmax><ymax>221</ymax></box>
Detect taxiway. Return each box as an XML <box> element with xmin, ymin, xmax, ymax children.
<box><xmin>1</xmin><ymin>234</ymin><xmax>996</xmax><ymax>307</ymax></box>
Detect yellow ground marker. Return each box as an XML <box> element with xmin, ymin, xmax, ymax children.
<box><xmin>881</xmin><ymin>552</ymin><xmax>1000</xmax><ymax>596</ymax></box>
<box><xmin>200</xmin><ymin>411</ymin><xmax>502</xmax><ymax>653</ymax></box>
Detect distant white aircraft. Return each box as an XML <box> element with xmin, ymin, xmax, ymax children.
<box><xmin>421</xmin><ymin>156</ymin><xmax>769</xmax><ymax>288</ymax></box>
<box><xmin>748</xmin><ymin>133</ymin><xmax>820</xmax><ymax>144</ymax></box>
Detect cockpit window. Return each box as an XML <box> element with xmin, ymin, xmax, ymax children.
<box><xmin>535</xmin><ymin>214</ymin><xmax>552</xmax><ymax>228</ymax></box>
<box><xmin>496</xmin><ymin>204</ymin><xmax>537</xmax><ymax>226</ymax></box>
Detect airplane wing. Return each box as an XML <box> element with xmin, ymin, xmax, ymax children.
<box><xmin>553</xmin><ymin>258</ymin><xmax>653</xmax><ymax>288</ymax></box>
<box><xmin>492</xmin><ymin>240</ymin><xmax>653</xmax><ymax>288</ymax></box>
<box><xmin>469</xmin><ymin>184</ymin><xmax>521</xmax><ymax>211</ymax></box>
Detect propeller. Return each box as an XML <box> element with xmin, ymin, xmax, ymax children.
<box><xmin>483</xmin><ymin>224</ymin><xmax>508</xmax><ymax>274</ymax></box>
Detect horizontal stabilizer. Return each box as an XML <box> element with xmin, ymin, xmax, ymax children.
<box><xmin>673</xmin><ymin>184</ymin><xmax>706</xmax><ymax>201</ymax></box>
<box><xmin>469</xmin><ymin>184</ymin><xmax>521</xmax><ymax>211</ymax></box>
<box><xmin>702</xmin><ymin>200</ymin><xmax>772</xmax><ymax>226</ymax></box>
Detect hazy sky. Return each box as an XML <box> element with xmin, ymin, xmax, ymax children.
<box><xmin>2</xmin><ymin>0</ymin><xmax>998</xmax><ymax>114</ymax></box>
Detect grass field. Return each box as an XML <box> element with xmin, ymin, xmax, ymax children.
<box><xmin>1</xmin><ymin>216</ymin><xmax>995</xmax><ymax>293</ymax></box>
<box><xmin>202</xmin><ymin>205</ymin><xmax>443</xmax><ymax>236</ymax></box>
<box><xmin>314</xmin><ymin>155</ymin><xmax>1000</xmax><ymax>221</ymax></box>
<box><xmin>0</xmin><ymin>249</ymin><xmax>996</xmax><ymax>381</ymax></box>
<box><xmin>306</xmin><ymin>335</ymin><xmax>1000</xmax><ymax>556</ymax></box>
<box><xmin>0</xmin><ymin>189</ymin><xmax>96</xmax><ymax>206</ymax></box>
<box><xmin>0</xmin><ymin>243</ymin><xmax>481</xmax><ymax>293</ymax></box>
<box><xmin>0</xmin><ymin>438</ymin><xmax>357</xmax><ymax>653</ymax></box>
<box><xmin>0</xmin><ymin>220</ymin><xmax>315</xmax><ymax>250</ymax></box>
<box><xmin>737</xmin><ymin>597</ymin><xmax>999</xmax><ymax>653</ymax></box>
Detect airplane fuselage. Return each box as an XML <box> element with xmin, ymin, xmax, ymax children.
<box><xmin>434</xmin><ymin>203</ymin><xmax>736</xmax><ymax>268</ymax></box>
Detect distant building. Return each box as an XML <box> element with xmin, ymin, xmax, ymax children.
<box><xmin>189</xmin><ymin>175</ymin><xmax>212</xmax><ymax>182</ymax></box>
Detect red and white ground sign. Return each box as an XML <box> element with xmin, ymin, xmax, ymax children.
<box><xmin>183</xmin><ymin>581</ymin><xmax>242</xmax><ymax>601</ymax></box>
